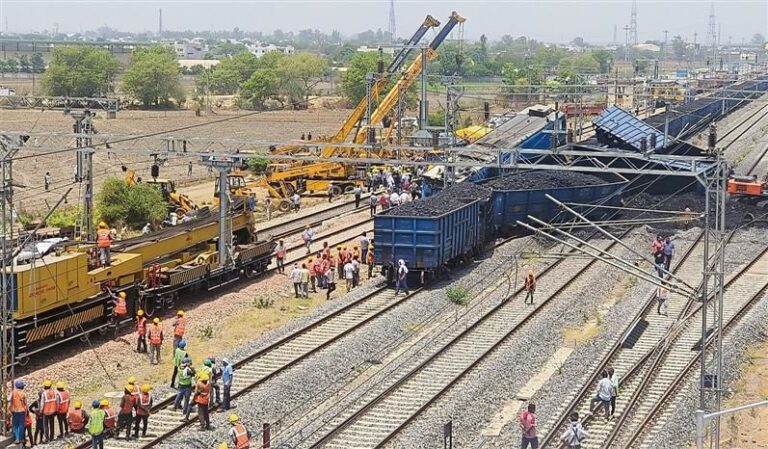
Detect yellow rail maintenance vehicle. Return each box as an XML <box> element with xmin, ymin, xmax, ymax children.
<box><xmin>5</xmin><ymin>208</ymin><xmax>275</xmax><ymax>365</ymax></box>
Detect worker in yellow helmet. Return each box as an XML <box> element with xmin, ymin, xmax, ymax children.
<box><xmin>134</xmin><ymin>384</ymin><xmax>153</xmax><ymax>438</ymax></box>
<box><xmin>136</xmin><ymin>309</ymin><xmax>147</xmax><ymax>354</ymax></box>
<box><xmin>194</xmin><ymin>372</ymin><xmax>211</xmax><ymax>431</ymax></box>
<box><xmin>95</xmin><ymin>221</ymin><xmax>113</xmax><ymax>267</ymax></box>
<box><xmin>228</xmin><ymin>414</ymin><xmax>251</xmax><ymax>449</ymax></box>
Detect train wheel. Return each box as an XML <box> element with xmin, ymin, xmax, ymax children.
<box><xmin>79</xmin><ymin>332</ymin><xmax>91</xmax><ymax>343</ymax></box>
<box><xmin>278</xmin><ymin>200</ymin><xmax>292</xmax><ymax>212</ymax></box>
<box><xmin>343</xmin><ymin>184</ymin><xmax>355</xmax><ymax>194</ymax></box>
<box><xmin>244</xmin><ymin>265</ymin><xmax>256</xmax><ymax>279</ymax></box>
<box><xmin>98</xmin><ymin>327</ymin><xmax>108</xmax><ymax>336</ymax></box>
<box><xmin>144</xmin><ymin>296</ymin><xmax>159</xmax><ymax>317</ymax></box>
<box><xmin>17</xmin><ymin>356</ymin><xmax>30</xmax><ymax>367</ymax></box>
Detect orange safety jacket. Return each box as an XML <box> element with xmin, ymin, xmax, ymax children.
<box><xmin>194</xmin><ymin>382</ymin><xmax>210</xmax><ymax>405</ymax></box>
<box><xmin>41</xmin><ymin>389</ymin><xmax>57</xmax><ymax>415</ymax></box>
<box><xmin>136</xmin><ymin>392</ymin><xmax>152</xmax><ymax>416</ymax></box>
<box><xmin>55</xmin><ymin>390</ymin><xmax>70</xmax><ymax>414</ymax></box>
<box><xmin>173</xmin><ymin>317</ymin><xmax>187</xmax><ymax>337</ymax></box>
<box><xmin>149</xmin><ymin>326</ymin><xmax>163</xmax><ymax>345</ymax></box>
<box><xmin>96</xmin><ymin>229</ymin><xmax>112</xmax><ymax>248</ymax></box>
<box><xmin>137</xmin><ymin>316</ymin><xmax>147</xmax><ymax>335</ymax></box>
<box><xmin>114</xmin><ymin>297</ymin><xmax>127</xmax><ymax>316</ymax></box>
<box><xmin>103</xmin><ymin>407</ymin><xmax>116</xmax><ymax>428</ymax></box>
<box><xmin>9</xmin><ymin>389</ymin><xmax>27</xmax><ymax>413</ymax></box>
<box><xmin>119</xmin><ymin>394</ymin><xmax>135</xmax><ymax>415</ymax></box>
<box><xmin>232</xmin><ymin>423</ymin><xmax>250</xmax><ymax>449</ymax></box>
<box><xmin>67</xmin><ymin>409</ymin><xmax>86</xmax><ymax>431</ymax></box>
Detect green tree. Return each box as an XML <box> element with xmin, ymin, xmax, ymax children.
<box><xmin>196</xmin><ymin>51</ymin><xmax>261</xmax><ymax>95</ymax></box>
<box><xmin>591</xmin><ymin>49</ymin><xmax>613</xmax><ymax>73</ymax></box>
<box><xmin>30</xmin><ymin>53</ymin><xmax>45</xmax><ymax>73</ymax></box>
<box><xmin>276</xmin><ymin>53</ymin><xmax>328</xmax><ymax>105</ymax></box>
<box><xmin>96</xmin><ymin>178</ymin><xmax>167</xmax><ymax>228</ymax></box>
<box><xmin>216</xmin><ymin>51</ymin><xmax>260</xmax><ymax>83</ymax></box>
<box><xmin>123</xmin><ymin>45</ymin><xmax>184</xmax><ymax>107</ymax></box>
<box><xmin>4</xmin><ymin>58</ymin><xmax>18</xmax><ymax>75</ymax></box>
<box><xmin>342</xmin><ymin>51</ymin><xmax>382</xmax><ymax>105</ymax></box>
<box><xmin>752</xmin><ymin>33</ymin><xmax>766</xmax><ymax>46</ymax></box>
<box><xmin>17</xmin><ymin>55</ymin><xmax>30</xmax><ymax>73</ymax></box>
<box><xmin>241</xmin><ymin>68</ymin><xmax>279</xmax><ymax>109</ymax></box>
<box><xmin>558</xmin><ymin>53</ymin><xmax>600</xmax><ymax>77</ymax></box>
<box><xmin>41</xmin><ymin>46</ymin><xmax>119</xmax><ymax>97</ymax></box>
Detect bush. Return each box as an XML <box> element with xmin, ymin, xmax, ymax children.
<box><xmin>446</xmin><ymin>286</ymin><xmax>470</xmax><ymax>306</ymax></box>
<box><xmin>96</xmin><ymin>178</ymin><xmax>167</xmax><ymax>229</ymax></box>
<box><xmin>47</xmin><ymin>206</ymin><xmax>83</xmax><ymax>228</ymax></box>
<box><xmin>247</xmin><ymin>157</ymin><xmax>270</xmax><ymax>174</ymax></box>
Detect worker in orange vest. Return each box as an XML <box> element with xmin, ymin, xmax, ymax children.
<box><xmin>96</xmin><ymin>222</ymin><xmax>113</xmax><ymax>267</ymax></box>
<box><xmin>173</xmin><ymin>310</ymin><xmax>187</xmax><ymax>351</ymax></box>
<box><xmin>100</xmin><ymin>399</ymin><xmax>116</xmax><ymax>437</ymax></box>
<box><xmin>111</xmin><ymin>291</ymin><xmax>128</xmax><ymax>335</ymax></box>
<box><xmin>39</xmin><ymin>380</ymin><xmax>57</xmax><ymax>442</ymax></box>
<box><xmin>523</xmin><ymin>270</ymin><xmax>536</xmax><ymax>305</ymax></box>
<box><xmin>8</xmin><ymin>379</ymin><xmax>27</xmax><ymax>445</ymax></box>
<box><xmin>55</xmin><ymin>381</ymin><xmax>70</xmax><ymax>437</ymax></box>
<box><xmin>127</xmin><ymin>376</ymin><xmax>141</xmax><ymax>399</ymax></box>
<box><xmin>117</xmin><ymin>385</ymin><xmax>136</xmax><ymax>440</ymax></box>
<box><xmin>67</xmin><ymin>401</ymin><xmax>89</xmax><ymax>434</ymax></box>
<box><xmin>136</xmin><ymin>310</ymin><xmax>147</xmax><ymax>353</ymax></box>
<box><xmin>134</xmin><ymin>384</ymin><xmax>153</xmax><ymax>439</ymax></box>
<box><xmin>194</xmin><ymin>373</ymin><xmax>211</xmax><ymax>431</ymax></box>
<box><xmin>148</xmin><ymin>318</ymin><xmax>164</xmax><ymax>365</ymax></box>
<box><xmin>228</xmin><ymin>414</ymin><xmax>251</xmax><ymax>449</ymax></box>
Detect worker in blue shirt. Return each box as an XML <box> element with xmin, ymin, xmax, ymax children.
<box><xmin>222</xmin><ymin>359</ymin><xmax>234</xmax><ymax>410</ymax></box>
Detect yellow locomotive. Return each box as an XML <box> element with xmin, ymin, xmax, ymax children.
<box><xmin>7</xmin><ymin>209</ymin><xmax>274</xmax><ymax>365</ymax></box>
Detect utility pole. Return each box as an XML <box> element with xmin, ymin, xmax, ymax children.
<box><xmin>71</xmin><ymin>110</ymin><xmax>94</xmax><ymax>239</ymax></box>
<box><xmin>0</xmin><ymin>142</ymin><xmax>16</xmax><ymax>439</ymax></box>
<box><xmin>419</xmin><ymin>47</ymin><xmax>429</xmax><ymax>131</ymax></box>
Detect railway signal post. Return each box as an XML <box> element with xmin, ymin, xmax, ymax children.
<box><xmin>200</xmin><ymin>153</ymin><xmax>241</xmax><ymax>267</ymax></box>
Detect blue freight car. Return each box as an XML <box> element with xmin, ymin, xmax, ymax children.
<box><xmin>482</xmin><ymin>176</ymin><xmax>628</xmax><ymax>233</ymax></box>
<box><xmin>374</xmin><ymin>198</ymin><xmax>485</xmax><ymax>283</ymax></box>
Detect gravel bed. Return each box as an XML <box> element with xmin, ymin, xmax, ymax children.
<box><xmin>483</xmin><ymin>170</ymin><xmax>606</xmax><ymax>190</ymax></box>
<box><xmin>642</xmin><ymin>291</ymin><xmax>768</xmax><ymax>449</ymax></box>
<box><xmin>384</xmin><ymin>227</ymin><xmax>765</xmax><ymax>448</ymax></box>
<box><xmin>155</xmin><ymin>235</ymin><xmax>546</xmax><ymax>448</ymax></box>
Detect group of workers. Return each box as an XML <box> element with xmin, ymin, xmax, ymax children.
<box><xmin>285</xmin><ymin>232</ymin><xmax>375</xmax><ymax>300</ymax></box>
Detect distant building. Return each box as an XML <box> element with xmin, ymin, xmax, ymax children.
<box><xmin>244</xmin><ymin>42</ymin><xmax>295</xmax><ymax>58</ymax></box>
<box><xmin>356</xmin><ymin>45</ymin><xmax>395</xmax><ymax>56</ymax></box>
<box><xmin>174</xmin><ymin>39</ymin><xmax>207</xmax><ymax>59</ymax></box>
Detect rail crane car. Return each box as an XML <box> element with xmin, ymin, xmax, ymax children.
<box><xmin>4</xmin><ymin>209</ymin><xmax>274</xmax><ymax>365</ymax></box>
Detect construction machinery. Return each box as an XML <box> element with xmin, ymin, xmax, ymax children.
<box><xmin>122</xmin><ymin>166</ymin><xmax>199</xmax><ymax>217</ymax></box>
<box><xmin>253</xmin><ymin>12</ymin><xmax>465</xmax><ymax>211</ymax></box>
<box><xmin>727</xmin><ymin>174</ymin><xmax>768</xmax><ymax>205</ymax></box>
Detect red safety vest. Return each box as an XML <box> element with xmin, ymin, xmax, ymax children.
<box><xmin>174</xmin><ymin>317</ymin><xmax>187</xmax><ymax>337</ymax></box>
<box><xmin>114</xmin><ymin>297</ymin><xmax>127</xmax><ymax>316</ymax></box>
<box><xmin>41</xmin><ymin>389</ymin><xmax>57</xmax><ymax>415</ymax></box>
<box><xmin>96</xmin><ymin>229</ymin><xmax>112</xmax><ymax>248</ymax></box>
<box><xmin>232</xmin><ymin>423</ymin><xmax>250</xmax><ymax>449</ymax></box>
<box><xmin>136</xmin><ymin>392</ymin><xmax>152</xmax><ymax>416</ymax></box>
<box><xmin>68</xmin><ymin>410</ymin><xmax>85</xmax><ymax>431</ymax></box>
<box><xmin>149</xmin><ymin>326</ymin><xmax>163</xmax><ymax>345</ymax></box>
<box><xmin>9</xmin><ymin>390</ymin><xmax>26</xmax><ymax>413</ymax></box>
<box><xmin>194</xmin><ymin>382</ymin><xmax>210</xmax><ymax>405</ymax></box>
<box><xmin>55</xmin><ymin>390</ymin><xmax>70</xmax><ymax>414</ymax></box>
<box><xmin>103</xmin><ymin>407</ymin><xmax>116</xmax><ymax>428</ymax></box>
<box><xmin>137</xmin><ymin>316</ymin><xmax>147</xmax><ymax>335</ymax></box>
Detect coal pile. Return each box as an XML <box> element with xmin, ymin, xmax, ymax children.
<box><xmin>626</xmin><ymin>192</ymin><xmax>768</xmax><ymax>230</ymax></box>
<box><xmin>384</xmin><ymin>193</ymin><xmax>476</xmax><ymax>217</ymax></box>
<box><xmin>484</xmin><ymin>170</ymin><xmax>606</xmax><ymax>190</ymax></box>
<box><xmin>441</xmin><ymin>182</ymin><xmax>492</xmax><ymax>201</ymax></box>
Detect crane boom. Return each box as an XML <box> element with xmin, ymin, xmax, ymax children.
<box><xmin>351</xmin><ymin>11</ymin><xmax>466</xmax><ymax>146</ymax></box>
<box><xmin>326</xmin><ymin>15</ymin><xmax>440</xmax><ymax>145</ymax></box>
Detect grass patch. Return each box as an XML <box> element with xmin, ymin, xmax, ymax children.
<box><xmin>446</xmin><ymin>286</ymin><xmax>470</xmax><ymax>306</ymax></box>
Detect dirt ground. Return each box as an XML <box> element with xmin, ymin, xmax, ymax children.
<box><xmin>2</xmin><ymin>108</ymin><xmax>352</xmax><ymax>214</ymax></box>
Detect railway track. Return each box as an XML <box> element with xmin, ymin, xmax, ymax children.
<box><xmin>538</xmin><ymin>233</ymin><xmax>768</xmax><ymax>449</ymax></box>
<box><xmin>258</xmin><ymin>196</ymin><xmax>369</xmax><ymax>241</ymax></box>
<box><xmin>73</xmin><ymin>285</ymin><xmax>422</xmax><ymax>449</ymax></box>
<box><xmin>717</xmin><ymin>104</ymin><xmax>768</xmax><ymax>151</ymax></box>
<box><xmin>306</xmin><ymin>234</ymin><xmax>629</xmax><ymax>449</ymax></box>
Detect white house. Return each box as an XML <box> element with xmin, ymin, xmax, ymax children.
<box><xmin>174</xmin><ymin>40</ymin><xmax>207</xmax><ymax>59</ymax></box>
<box><xmin>244</xmin><ymin>42</ymin><xmax>295</xmax><ymax>58</ymax></box>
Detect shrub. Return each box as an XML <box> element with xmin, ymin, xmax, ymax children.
<box><xmin>446</xmin><ymin>286</ymin><xmax>470</xmax><ymax>306</ymax></box>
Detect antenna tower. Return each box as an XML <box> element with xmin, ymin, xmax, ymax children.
<box><xmin>629</xmin><ymin>0</ymin><xmax>638</xmax><ymax>48</ymax></box>
<box><xmin>158</xmin><ymin>8</ymin><xmax>163</xmax><ymax>37</ymax></box>
<box><xmin>388</xmin><ymin>0</ymin><xmax>396</xmax><ymax>44</ymax></box>
<box><xmin>707</xmin><ymin>3</ymin><xmax>717</xmax><ymax>71</ymax></box>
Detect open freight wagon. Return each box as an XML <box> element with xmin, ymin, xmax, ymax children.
<box><xmin>374</xmin><ymin>197</ymin><xmax>489</xmax><ymax>284</ymax></box>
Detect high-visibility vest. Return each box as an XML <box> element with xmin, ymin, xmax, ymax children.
<box><xmin>9</xmin><ymin>389</ymin><xmax>26</xmax><ymax>413</ymax></box>
<box><xmin>96</xmin><ymin>229</ymin><xmax>112</xmax><ymax>248</ymax></box>
<box><xmin>174</xmin><ymin>317</ymin><xmax>187</xmax><ymax>337</ymax></box>
<box><xmin>232</xmin><ymin>423</ymin><xmax>250</xmax><ymax>449</ymax></box>
<box><xmin>194</xmin><ymin>382</ymin><xmax>210</xmax><ymax>405</ymax></box>
<box><xmin>137</xmin><ymin>316</ymin><xmax>147</xmax><ymax>335</ymax></box>
<box><xmin>87</xmin><ymin>409</ymin><xmax>105</xmax><ymax>436</ymax></box>
<box><xmin>68</xmin><ymin>409</ymin><xmax>85</xmax><ymax>431</ymax></box>
<box><xmin>131</xmin><ymin>384</ymin><xmax>140</xmax><ymax>398</ymax></box>
<box><xmin>103</xmin><ymin>407</ymin><xmax>116</xmax><ymax>428</ymax></box>
<box><xmin>55</xmin><ymin>390</ymin><xmax>70</xmax><ymax>414</ymax></box>
<box><xmin>149</xmin><ymin>326</ymin><xmax>163</xmax><ymax>345</ymax></box>
<box><xmin>41</xmin><ymin>389</ymin><xmax>57</xmax><ymax>415</ymax></box>
<box><xmin>178</xmin><ymin>369</ymin><xmax>193</xmax><ymax>387</ymax></box>
<box><xmin>114</xmin><ymin>297</ymin><xmax>127</xmax><ymax>316</ymax></box>
<box><xmin>119</xmin><ymin>394</ymin><xmax>135</xmax><ymax>414</ymax></box>
<box><xmin>137</xmin><ymin>393</ymin><xmax>152</xmax><ymax>416</ymax></box>
<box><xmin>276</xmin><ymin>246</ymin><xmax>286</xmax><ymax>258</ymax></box>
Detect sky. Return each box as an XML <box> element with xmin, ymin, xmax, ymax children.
<box><xmin>0</xmin><ymin>0</ymin><xmax>765</xmax><ymax>44</ymax></box>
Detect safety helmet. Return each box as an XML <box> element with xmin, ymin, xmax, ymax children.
<box><xmin>92</xmin><ymin>400</ymin><xmax>101</xmax><ymax>409</ymax></box>
<box><xmin>181</xmin><ymin>356</ymin><xmax>191</xmax><ymax>365</ymax></box>
<box><xmin>219</xmin><ymin>443</ymin><xmax>229</xmax><ymax>449</ymax></box>
<box><xmin>99</xmin><ymin>221</ymin><xmax>107</xmax><ymax>228</ymax></box>
<box><xmin>118</xmin><ymin>292</ymin><xmax>126</xmax><ymax>299</ymax></box>
<box><xmin>178</xmin><ymin>340</ymin><xmax>186</xmax><ymax>349</ymax></box>
<box><xmin>56</xmin><ymin>381</ymin><xmax>65</xmax><ymax>390</ymax></box>
<box><xmin>127</xmin><ymin>376</ymin><xmax>136</xmax><ymax>385</ymax></box>
<box><xmin>124</xmin><ymin>384</ymin><xmax>133</xmax><ymax>393</ymax></box>
<box><xmin>43</xmin><ymin>380</ymin><xmax>52</xmax><ymax>388</ymax></box>
<box><xmin>137</xmin><ymin>310</ymin><xmax>144</xmax><ymax>316</ymax></box>
<box><xmin>177</xmin><ymin>310</ymin><xmax>185</xmax><ymax>316</ymax></box>
<box><xmin>228</xmin><ymin>414</ymin><xmax>240</xmax><ymax>424</ymax></box>
<box><xmin>14</xmin><ymin>380</ymin><xmax>24</xmax><ymax>389</ymax></box>
<box><xmin>100</xmin><ymin>399</ymin><xmax>109</xmax><ymax>407</ymax></box>
<box><xmin>73</xmin><ymin>401</ymin><xmax>82</xmax><ymax>409</ymax></box>
<box><xmin>204</xmin><ymin>359</ymin><xmax>212</xmax><ymax>367</ymax></box>
<box><xmin>141</xmin><ymin>384</ymin><xmax>151</xmax><ymax>393</ymax></box>
<box><xmin>199</xmin><ymin>373</ymin><xmax>210</xmax><ymax>381</ymax></box>
<box><xmin>207</xmin><ymin>356</ymin><xmax>215</xmax><ymax>363</ymax></box>
<box><xmin>153</xmin><ymin>317</ymin><xmax>160</xmax><ymax>324</ymax></box>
